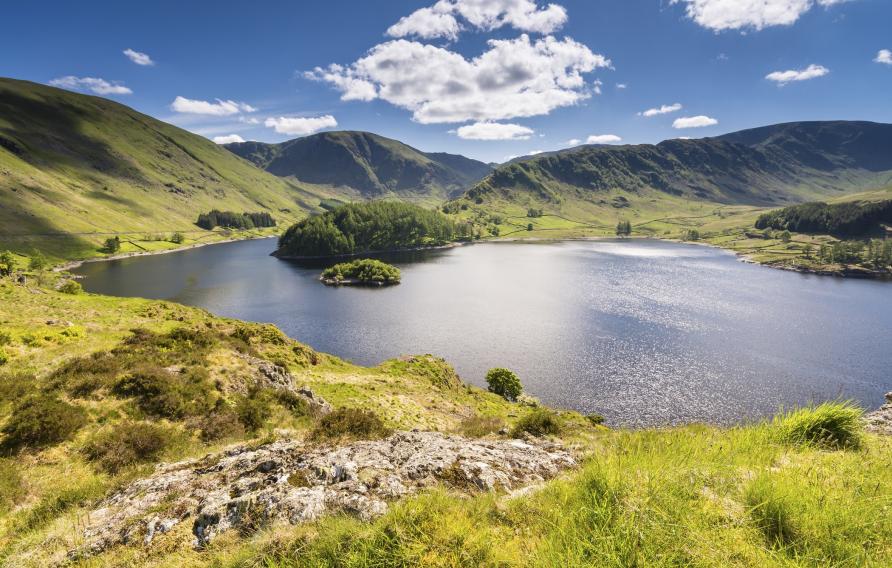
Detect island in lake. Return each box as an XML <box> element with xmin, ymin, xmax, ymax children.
<box><xmin>320</xmin><ymin>258</ymin><xmax>401</xmax><ymax>286</ymax></box>
<box><xmin>274</xmin><ymin>201</ymin><xmax>468</xmax><ymax>259</ymax></box>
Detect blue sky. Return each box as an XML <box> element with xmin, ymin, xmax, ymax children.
<box><xmin>2</xmin><ymin>0</ymin><xmax>891</xmax><ymax>163</ymax></box>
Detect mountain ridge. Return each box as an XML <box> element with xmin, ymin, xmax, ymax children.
<box><xmin>225</xmin><ymin>131</ymin><xmax>492</xmax><ymax>202</ymax></box>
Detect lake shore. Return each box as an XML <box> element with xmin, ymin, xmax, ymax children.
<box><xmin>55</xmin><ymin>233</ymin><xmax>278</xmax><ymax>272</ymax></box>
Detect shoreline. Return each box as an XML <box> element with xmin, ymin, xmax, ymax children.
<box><xmin>55</xmin><ymin>234</ymin><xmax>278</xmax><ymax>272</ymax></box>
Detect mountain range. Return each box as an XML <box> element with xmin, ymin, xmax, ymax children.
<box><xmin>224</xmin><ymin>131</ymin><xmax>492</xmax><ymax>202</ymax></box>
<box><xmin>460</xmin><ymin>121</ymin><xmax>892</xmax><ymax>211</ymax></box>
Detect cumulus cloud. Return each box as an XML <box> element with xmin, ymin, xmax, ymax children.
<box><xmin>673</xmin><ymin>115</ymin><xmax>718</xmax><ymax>128</ymax></box>
<box><xmin>123</xmin><ymin>48</ymin><xmax>154</xmax><ymax>66</ymax></box>
<box><xmin>264</xmin><ymin>115</ymin><xmax>338</xmax><ymax>136</ymax></box>
<box><xmin>585</xmin><ymin>134</ymin><xmax>622</xmax><ymax>144</ymax></box>
<box><xmin>875</xmin><ymin>49</ymin><xmax>892</xmax><ymax>65</ymax></box>
<box><xmin>212</xmin><ymin>134</ymin><xmax>246</xmax><ymax>144</ymax></box>
<box><xmin>387</xmin><ymin>0</ymin><xmax>567</xmax><ymax>40</ymax></box>
<box><xmin>454</xmin><ymin>122</ymin><xmax>534</xmax><ymax>140</ymax></box>
<box><xmin>671</xmin><ymin>0</ymin><xmax>852</xmax><ymax>32</ymax></box>
<box><xmin>307</xmin><ymin>34</ymin><xmax>610</xmax><ymax>124</ymax></box>
<box><xmin>49</xmin><ymin>76</ymin><xmax>132</xmax><ymax>95</ymax></box>
<box><xmin>640</xmin><ymin>103</ymin><xmax>682</xmax><ymax>117</ymax></box>
<box><xmin>566</xmin><ymin>138</ymin><xmax>581</xmax><ymax>146</ymax></box>
<box><xmin>765</xmin><ymin>64</ymin><xmax>829</xmax><ymax>85</ymax></box>
<box><xmin>171</xmin><ymin>96</ymin><xmax>257</xmax><ymax>116</ymax></box>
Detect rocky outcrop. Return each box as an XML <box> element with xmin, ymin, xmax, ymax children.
<box><xmin>238</xmin><ymin>354</ymin><xmax>332</xmax><ymax>415</ymax></box>
<box><xmin>75</xmin><ymin>431</ymin><xmax>574</xmax><ymax>557</ymax></box>
<box><xmin>866</xmin><ymin>392</ymin><xmax>892</xmax><ymax>435</ymax></box>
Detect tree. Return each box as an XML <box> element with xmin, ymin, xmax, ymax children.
<box><xmin>170</xmin><ymin>232</ymin><xmax>185</xmax><ymax>244</ymax></box>
<box><xmin>616</xmin><ymin>220</ymin><xmax>632</xmax><ymax>237</ymax></box>
<box><xmin>781</xmin><ymin>230</ymin><xmax>792</xmax><ymax>244</ymax></box>
<box><xmin>0</xmin><ymin>251</ymin><xmax>16</xmax><ymax>277</ymax></box>
<box><xmin>802</xmin><ymin>244</ymin><xmax>813</xmax><ymax>260</ymax></box>
<box><xmin>485</xmin><ymin>368</ymin><xmax>523</xmax><ymax>401</ymax></box>
<box><xmin>28</xmin><ymin>251</ymin><xmax>47</xmax><ymax>271</ymax></box>
<box><xmin>103</xmin><ymin>237</ymin><xmax>121</xmax><ymax>254</ymax></box>
<box><xmin>527</xmin><ymin>223</ymin><xmax>534</xmax><ymax>232</ymax></box>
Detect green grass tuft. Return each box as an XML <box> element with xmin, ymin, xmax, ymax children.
<box><xmin>774</xmin><ymin>401</ymin><xmax>863</xmax><ymax>449</ymax></box>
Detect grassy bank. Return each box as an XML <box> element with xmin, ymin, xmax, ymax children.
<box><xmin>0</xmin><ymin>276</ymin><xmax>889</xmax><ymax>566</ymax></box>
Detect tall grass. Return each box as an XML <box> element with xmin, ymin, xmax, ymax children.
<box><xmin>773</xmin><ymin>401</ymin><xmax>863</xmax><ymax>449</ymax></box>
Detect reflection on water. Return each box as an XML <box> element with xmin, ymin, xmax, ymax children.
<box><xmin>74</xmin><ymin>238</ymin><xmax>892</xmax><ymax>427</ymax></box>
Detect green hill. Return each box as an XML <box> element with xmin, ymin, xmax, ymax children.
<box><xmin>445</xmin><ymin>121</ymin><xmax>892</xmax><ymax>241</ymax></box>
<box><xmin>0</xmin><ymin>78</ymin><xmax>332</xmax><ymax>260</ymax></box>
<box><xmin>225</xmin><ymin>131</ymin><xmax>492</xmax><ymax>203</ymax></box>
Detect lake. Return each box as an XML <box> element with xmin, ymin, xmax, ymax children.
<box><xmin>74</xmin><ymin>238</ymin><xmax>892</xmax><ymax>427</ymax></box>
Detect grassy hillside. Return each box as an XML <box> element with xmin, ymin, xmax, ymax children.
<box><xmin>0</xmin><ymin>78</ymin><xmax>336</xmax><ymax>261</ymax></box>
<box><xmin>225</xmin><ymin>131</ymin><xmax>492</xmax><ymax>204</ymax></box>
<box><xmin>0</xmin><ymin>277</ymin><xmax>890</xmax><ymax>566</ymax></box>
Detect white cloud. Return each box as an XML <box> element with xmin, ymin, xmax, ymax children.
<box><xmin>212</xmin><ymin>134</ymin><xmax>246</xmax><ymax>144</ymax></box>
<box><xmin>585</xmin><ymin>134</ymin><xmax>622</xmax><ymax>144</ymax></box>
<box><xmin>673</xmin><ymin>115</ymin><xmax>718</xmax><ymax>128</ymax></box>
<box><xmin>49</xmin><ymin>76</ymin><xmax>132</xmax><ymax>95</ymax></box>
<box><xmin>454</xmin><ymin>122</ymin><xmax>534</xmax><ymax>140</ymax></box>
<box><xmin>123</xmin><ymin>48</ymin><xmax>154</xmax><ymax>66</ymax></box>
<box><xmin>387</xmin><ymin>0</ymin><xmax>567</xmax><ymax>40</ymax></box>
<box><xmin>171</xmin><ymin>96</ymin><xmax>257</xmax><ymax>116</ymax></box>
<box><xmin>671</xmin><ymin>0</ymin><xmax>852</xmax><ymax>32</ymax></box>
<box><xmin>875</xmin><ymin>49</ymin><xmax>892</xmax><ymax>65</ymax></box>
<box><xmin>238</xmin><ymin>116</ymin><xmax>261</xmax><ymax>125</ymax></box>
<box><xmin>566</xmin><ymin>138</ymin><xmax>581</xmax><ymax>146</ymax></box>
<box><xmin>616</xmin><ymin>83</ymin><xmax>627</xmax><ymax>89</ymax></box>
<box><xmin>765</xmin><ymin>64</ymin><xmax>829</xmax><ymax>85</ymax></box>
<box><xmin>640</xmin><ymin>103</ymin><xmax>682</xmax><ymax>117</ymax></box>
<box><xmin>264</xmin><ymin>115</ymin><xmax>338</xmax><ymax>136</ymax></box>
<box><xmin>307</xmin><ymin>34</ymin><xmax>610</xmax><ymax>124</ymax></box>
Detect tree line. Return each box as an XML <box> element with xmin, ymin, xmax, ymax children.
<box><xmin>277</xmin><ymin>201</ymin><xmax>459</xmax><ymax>257</ymax></box>
<box><xmin>196</xmin><ymin>210</ymin><xmax>276</xmax><ymax>231</ymax></box>
<box><xmin>756</xmin><ymin>200</ymin><xmax>892</xmax><ymax>237</ymax></box>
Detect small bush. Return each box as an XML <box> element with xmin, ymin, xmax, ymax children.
<box><xmin>0</xmin><ymin>459</ymin><xmax>25</xmax><ymax>513</ymax></box>
<box><xmin>511</xmin><ymin>409</ymin><xmax>562</xmax><ymax>438</ymax></box>
<box><xmin>58</xmin><ymin>280</ymin><xmax>83</xmax><ymax>295</ymax></box>
<box><xmin>585</xmin><ymin>414</ymin><xmax>605</xmax><ymax>426</ymax></box>
<box><xmin>51</xmin><ymin>351</ymin><xmax>123</xmax><ymax>396</ymax></box>
<box><xmin>744</xmin><ymin>475</ymin><xmax>798</xmax><ymax>548</ymax></box>
<box><xmin>485</xmin><ymin>368</ymin><xmax>523</xmax><ymax>401</ymax></box>
<box><xmin>1</xmin><ymin>395</ymin><xmax>88</xmax><ymax>453</ymax></box>
<box><xmin>82</xmin><ymin>422</ymin><xmax>171</xmax><ymax>474</ymax></box>
<box><xmin>774</xmin><ymin>401</ymin><xmax>862</xmax><ymax>449</ymax></box>
<box><xmin>0</xmin><ymin>349</ymin><xmax>7</xmax><ymax>367</ymax></box>
<box><xmin>199</xmin><ymin>408</ymin><xmax>245</xmax><ymax>442</ymax></box>
<box><xmin>236</xmin><ymin>390</ymin><xmax>274</xmax><ymax>434</ymax></box>
<box><xmin>276</xmin><ymin>390</ymin><xmax>312</xmax><ymax>418</ymax></box>
<box><xmin>458</xmin><ymin>415</ymin><xmax>504</xmax><ymax>438</ymax></box>
<box><xmin>112</xmin><ymin>366</ymin><xmax>211</xmax><ymax>419</ymax></box>
<box><xmin>169</xmin><ymin>232</ymin><xmax>185</xmax><ymax>244</ymax></box>
<box><xmin>310</xmin><ymin>408</ymin><xmax>391</xmax><ymax>442</ymax></box>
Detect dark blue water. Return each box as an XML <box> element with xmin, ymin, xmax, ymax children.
<box><xmin>74</xmin><ymin>238</ymin><xmax>892</xmax><ymax>426</ymax></box>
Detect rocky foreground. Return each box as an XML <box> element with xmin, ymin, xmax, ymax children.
<box><xmin>76</xmin><ymin>431</ymin><xmax>576</xmax><ymax>557</ymax></box>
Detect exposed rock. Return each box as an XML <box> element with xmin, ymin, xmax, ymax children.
<box><xmin>74</xmin><ymin>431</ymin><xmax>574</xmax><ymax>557</ymax></box>
<box><xmin>865</xmin><ymin>392</ymin><xmax>892</xmax><ymax>435</ymax></box>
<box><xmin>237</xmin><ymin>354</ymin><xmax>332</xmax><ymax>415</ymax></box>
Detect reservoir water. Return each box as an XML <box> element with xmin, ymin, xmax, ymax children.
<box><xmin>74</xmin><ymin>238</ymin><xmax>892</xmax><ymax>426</ymax></box>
